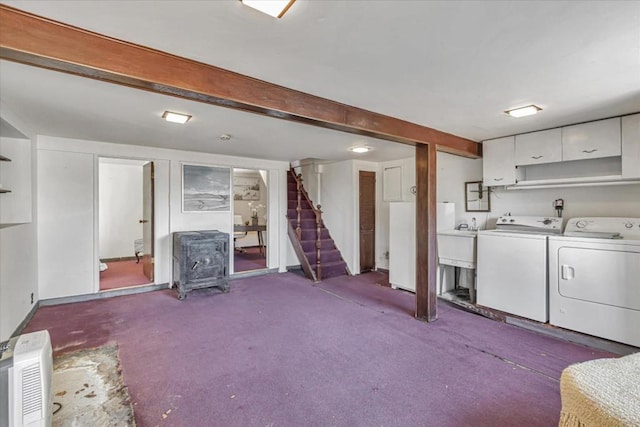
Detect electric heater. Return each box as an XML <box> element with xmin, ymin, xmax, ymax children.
<box><xmin>0</xmin><ymin>330</ymin><xmax>52</xmax><ymax>427</ymax></box>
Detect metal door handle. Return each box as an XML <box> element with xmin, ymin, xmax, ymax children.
<box><xmin>561</xmin><ymin>265</ymin><xmax>575</xmax><ymax>280</ymax></box>
<box><xmin>139</xmin><ymin>219</ymin><xmax>149</xmax><ymax>223</ymax></box>
<box><xmin>582</xmin><ymin>149</ymin><xmax>598</xmax><ymax>154</ymax></box>
<box><xmin>531</xmin><ymin>155</ymin><xmax>543</xmax><ymax>159</ymax></box>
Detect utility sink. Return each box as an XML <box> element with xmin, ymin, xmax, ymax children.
<box><xmin>437</xmin><ymin>230</ymin><xmax>477</xmax><ymax>268</ymax></box>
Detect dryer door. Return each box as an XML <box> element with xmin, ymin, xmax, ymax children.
<box><xmin>558</xmin><ymin>246</ymin><xmax>640</xmax><ymax>311</ymax></box>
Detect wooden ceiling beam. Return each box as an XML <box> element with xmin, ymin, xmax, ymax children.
<box><xmin>0</xmin><ymin>5</ymin><xmax>480</xmax><ymax>158</ymax></box>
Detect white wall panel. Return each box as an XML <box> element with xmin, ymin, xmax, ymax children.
<box><xmin>38</xmin><ymin>149</ymin><xmax>95</xmax><ymax>299</ymax></box>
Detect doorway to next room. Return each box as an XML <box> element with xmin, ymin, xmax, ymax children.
<box><xmin>233</xmin><ymin>168</ymin><xmax>268</xmax><ymax>273</ymax></box>
<box><xmin>98</xmin><ymin>157</ymin><xmax>154</xmax><ymax>291</ymax></box>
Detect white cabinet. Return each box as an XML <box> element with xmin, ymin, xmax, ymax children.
<box><xmin>622</xmin><ymin>113</ymin><xmax>640</xmax><ymax>179</ymax></box>
<box><xmin>562</xmin><ymin>117</ymin><xmax>621</xmax><ymax>161</ymax></box>
<box><xmin>515</xmin><ymin>128</ymin><xmax>562</xmax><ymax>165</ymax></box>
<box><xmin>482</xmin><ymin>136</ymin><xmax>516</xmax><ymax>186</ymax></box>
<box><xmin>0</xmin><ymin>137</ymin><xmax>32</xmax><ymax>225</ymax></box>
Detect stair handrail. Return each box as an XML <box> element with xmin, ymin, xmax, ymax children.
<box><xmin>290</xmin><ymin>168</ymin><xmax>323</xmax><ymax>280</ymax></box>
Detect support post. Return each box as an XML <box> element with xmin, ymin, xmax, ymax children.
<box><xmin>415</xmin><ymin>143</ymin><xmax>438</xmax><ymax>321</ymax></box>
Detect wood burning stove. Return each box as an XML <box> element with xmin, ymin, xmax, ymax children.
<box><xmin>172</xmin><ymin>230</ymin><xmax>229</xmax><ymax>300</ymax></box>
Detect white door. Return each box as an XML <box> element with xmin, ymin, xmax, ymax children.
<box><xmin>482</xmin><ymin>136</ymin><xmax>516</xmax><ymax>186</ymax></box>
<box><xmin>562</xmin><ymin>117</ymin><xmax>621</xmax><ymax>161</ymax></box>
<box><xmin>557</xmin><ymin>247</ymin><xmax>640</xmax><ymax>310</ymax></box>
<box><xmin>142</xmin><ymin>162</ymin><xmax>154</xmax><ymax>282</ymax></box>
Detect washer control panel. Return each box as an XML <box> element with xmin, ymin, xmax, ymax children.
<box><xmin>495</xmin><ymin>216</ymin><xmax>562</xmax><ymax>233</ymax></box>
<box><xmin>564</xmin><ymin>217</ymin><xmax>640</xmax><ymax>239</ymax></box>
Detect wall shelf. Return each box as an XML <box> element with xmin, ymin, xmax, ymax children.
<box><xmin>0</xmin><ymin>188</ymin><xmax>11</xmax><ymax>193</ymax></box>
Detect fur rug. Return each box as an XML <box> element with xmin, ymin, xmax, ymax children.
<box><xmin>52</xmin><ymin>345</ymin><xmax>135</xmax><ymax>426</ymax></box>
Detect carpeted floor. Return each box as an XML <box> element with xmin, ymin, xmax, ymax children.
<box><xmin>24</xmin><ymin>272</ymin><xmax>616</xmax><ymax>426</ymax></box>
<box><xmin>234</xmin><ymin>246</ymin><xmax>267</xmax><ymax>272</ymax></box>
<box><xmin>100</xmin><ymin>260</ymin><xmax>151</xmax><ymax>290</ymax></box>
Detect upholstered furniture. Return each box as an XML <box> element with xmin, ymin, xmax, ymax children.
<box><xmin>559</xmin><ymin>352</ymin><xmax>640</xmax><ymax>426</ymax></box>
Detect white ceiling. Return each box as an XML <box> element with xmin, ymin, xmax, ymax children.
<box><xmin>1</xmin><ymin>0</ymin><xmax>639</xmax><ymax>163</ymax></box>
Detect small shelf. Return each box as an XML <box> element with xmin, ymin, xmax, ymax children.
<box><xmin>0</xmin><ymin>188</ymin><xmax>11</xmax><ymax>194</ymax></box>
<box><xmin>0</xmin><ymin>155</ymin><xmax>11</xmax><ymax>162</ymax></box>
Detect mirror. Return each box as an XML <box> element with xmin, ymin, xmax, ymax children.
<box><xmin>465</xmin><ymin>181</ymin><xmax>491</xmax><ymax>212</ymax></box>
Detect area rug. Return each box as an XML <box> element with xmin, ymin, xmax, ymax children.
<box><xmin>52</xmin><ymin>345</ymin><xmax>135</xmax><ymax>426</ymax></box>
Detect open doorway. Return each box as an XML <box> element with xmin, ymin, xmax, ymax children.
<box><xmin>98</xmin><ymin>157</ymin><xmax>154</xmax><ymax>290</ymax></box>
<box><xmin>232</xmin><ymin>168</ymin><xmax>268</xmax><ymax>273</ymax></box>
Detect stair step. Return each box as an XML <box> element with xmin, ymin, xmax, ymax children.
<box><xmin>313</xmin><ymin>261</ymin><xmax>348</xmax><ymax>279</ymax></box>
<box><xmin>300</xmin><ymin>228</ymin><xmax>331</xmax><ymax>240</ymax></box>
<box><xmin>288</xmin><ymin>200</ymin><xmax>313</xmax><ymax>210</ymax></box>
<box><xmin>291</xmin><ymin>218</ymin><xmax>325</xmax><ymax>229</ymax></box>
<box><xmin>288</xmin><ymin>209</ymin><xmax>316</xmax><ymax>219</ymax></box>
<box><xmin>304</xmin><ymin>249</ymin><xmax>342</xmax><ymax>264</ymax></box>
<box><xmin>300</xmin><ymin>239</ymin><xmax>336</xmax><ymax>252</ymax></box>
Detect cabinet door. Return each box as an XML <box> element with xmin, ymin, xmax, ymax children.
<box><xmin>622</xmin><ymin>113</ymin><xmax>640</xmax><ymax>179</ymax></box>
<box><xmin>562</xmin><ymin>117</ymin><xmax>621</xmax><ymax>161</ymax></box>
<box><xmin>515</xmin><ymin>128</ymin><xmax>562</xmax><ymax>165</ymax></box>
<box><xmin>482</xmin><ymin>136</ymin><xmax>516</xmax><ymax>186</ymax></box>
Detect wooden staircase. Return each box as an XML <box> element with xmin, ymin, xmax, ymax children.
<box><xmin>287</xmin><ymin>169</ymin><xmax>349</xmax><ymax>281</ymax></box>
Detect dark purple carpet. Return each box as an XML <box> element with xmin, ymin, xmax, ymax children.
<box><xmin>24</xmin><ymin>272</ymin><xmax>614</xmax><ymax>426</ymax></box>
<box><xmin>234</xmin><ymin>247</ymin><xmax>267</xmax><ymax>272</ymax></box>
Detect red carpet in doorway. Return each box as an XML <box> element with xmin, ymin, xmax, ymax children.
<box><xmin>100</xmin><ymin>260</ymin><xmax>151</xmax><ymax>290</ymax></box>
<box><xmin>234</xmin><ymin>246</ymin><xmax>267</xmax><ymax>272</ymax></box>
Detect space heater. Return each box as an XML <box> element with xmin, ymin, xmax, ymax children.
<box><xmin>0</xmin><ymin>330</ymin><xmax>52</xmax><ymax>427</ymax></box>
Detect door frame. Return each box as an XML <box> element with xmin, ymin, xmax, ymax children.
<box><xmin>95</xmin><ymin>156</ymin><xmax>156</xmax><ymax>292</ymax></box>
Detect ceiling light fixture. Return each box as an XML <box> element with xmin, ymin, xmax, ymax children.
<box><xmin>219</xmin><ymin>134</ymin><xmax>232</xmax><ymax>141</ymax></box>
<box><xmin>505</xmin><ymin>105</ymin><xmax>542</xmax><ymax>118</ymax></box>
<box><xmin>241</xmin><ymin>0</ymin><xmax>296</xmax><ymax>18</ymax></box>
<box><xmin>350</xmin><ymin>147</ymin><xmax>371</xmax><ymax>154</ymax></box>
<box><xmin>162</xmin><ymin>111</ymin><xmax>191</xmax><ymax>124</ymax></box>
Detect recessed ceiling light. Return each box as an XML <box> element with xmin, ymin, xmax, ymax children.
<box><xmin>505</xmin><ymin>105</ymin><xmax>542</xmax><ymax>118</ymax></box>
<box><xmin>241</xmin><ymin>0</ymin><xmax>296</xmax><ymax>18</ymax></box>
<box><xmin>350</xmin><ymin>147</ymin><xmax>371</xmax><ymax>154</ymax></box>
<box><xmin>219</xmin><ymin>134</ymin><xmax>232</xmax><ymax>141</ymax></box>
<box><xmin>162</xmin><ymin>111</ymin><xmax>191</xmax><ymax>124</ymax></box>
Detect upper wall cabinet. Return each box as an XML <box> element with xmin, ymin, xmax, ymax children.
<box><xmin>562</xmin><ymin>117</ymin><xmax>621</xmax><ymax>161</ymax></box>
<box><xmin>482</xmin><ymin>136</ymin><xmax>516</xmax><ymax>186</ymax></box>
<box><xmin>515</xmin><ymin>128</ymin><xmax>562</xmax><ymax>166</ymax></box>
<box><xmin>622</xmin><ymin>113</ymin><xmax>640</xmax><ymax>179</ymax></box>
<box><xmin>0</xmin><ymin>137</ymin><xmax>32</xmax><ymax>225</ymax></box>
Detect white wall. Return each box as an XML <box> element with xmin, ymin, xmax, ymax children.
<box><xmin>38</xmin><ymin>150</ymin><xmax>95</xmax><ymax>299</ymax></box>
<box><xmin>436</xmin><ymin>152</ymin><xmax>484</xmax><ymax>229</ymax></box>
<box><xmin>99</xmin><ymin>161</ymin><xmax>143</xmax><ymax>259</ymax></box>
<box><xmin>321</xmin><ymin>160</ymin><xmax>355</xmax><ymax>272</ymax></box>
<box><xmin>0</xmin><ymin>105</ymin><xmax>38</xmax><ymax>341</ymax></box>
<box><xmin>36</xmin><ymin>135</ymin><xmax>290</xmax><ymax>301</ymax></box>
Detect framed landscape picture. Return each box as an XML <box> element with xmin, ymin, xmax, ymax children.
<box><xmin>233</xmin><ymin>176</ymin><xmax>261</xmax><ymax>201</ymax></box>
<box><xmin>182</xmin><ymin>164</ymin><xmax>231</xmax><ymax>212</ymax></box>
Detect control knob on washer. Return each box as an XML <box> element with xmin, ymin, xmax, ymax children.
<box><xmin>576</xmin><ymin>220</ymin><xmax>588</xmax><ymax>229</ymax></box>
<box><xmin>625</xmin><ymin>222</ymin><xmax>634</xmax><ymax>229</ymax></box>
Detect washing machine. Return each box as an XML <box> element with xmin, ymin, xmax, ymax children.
<box><xmin>477</xmin><ymin>216</ymin><xmax>562</xmax><ymax>322</ymax></box>
<box><xmin>549</xmin><ymin>217</ymin><xmax>640</xmax><ymax>348</ymax></box>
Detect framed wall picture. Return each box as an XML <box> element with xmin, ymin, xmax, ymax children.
<box><xmin>233</xmin><ymin>176</ymin><xmax>261</xmax><ymax>201</ymax></box>
<box><xmin>182</xmin><ymin>164</ymin><xmax>231</xmax><ymax>212</ymax></box>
